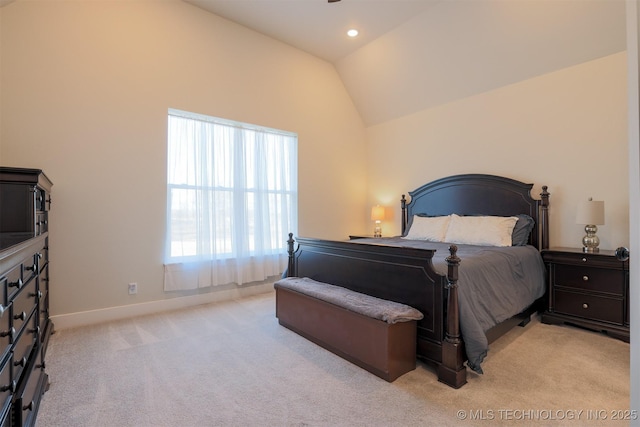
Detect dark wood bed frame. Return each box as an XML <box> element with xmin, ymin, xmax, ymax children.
<box><xmin>285</xmin><ymin>174</ymin><xmax>550</xmax><ymax>388</ymax></box>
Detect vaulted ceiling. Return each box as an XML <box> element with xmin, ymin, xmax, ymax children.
<box><xmin>2</xmin><ymin>0</ymin><xmax>624</xmax><ymax>126</ymax></box>
<box><xmin>184</xmin><ymin>0</ymin><xmax>627</xmax><ymax>126</ymax></box>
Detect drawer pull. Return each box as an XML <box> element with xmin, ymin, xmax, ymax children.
<box><xmin>582</xmin><ymin>275</ymin><xmax>589</xmax><ymax>281</ymax></box>
<box><xmin>0</xmin><ymin>327</ymin><xmax>15</xmax><ymax>338</ymax></box>
<box><xmin>583</xmin><ymin>303</ymin><xmax>589</xmax><ymax>309</ymax></box>
<box><xmin>0</xmin><ymin>305</ymin><xmax>4</xmax><ymax>318</ymax></box>
<box><xmin>23</xmin><ymin>400</ymin><xmax>34</xmax><ymax>412</ymax></box>
<box><xmin>0</xmin><ymin>381</ymin><xmax>16</xmax><ymax>393</ymax></box>
<box><xmin>582</xmin><ymin>258</ymin><xmax>587</xmax><ymax>262</ymax></box>
<box><xmin>9</xmin><ymin>278</ymin><xmax>23</xmax><ymax>288</ymax></box>
<box><xmin>14</xmin><ymin>357</ymin><xmax>27</xmax><ymax>367</ymax></box>
<box><xmin>14</xmin><ymin>311</ymin><xmax>27</xmax><ymax>321</ymax></box>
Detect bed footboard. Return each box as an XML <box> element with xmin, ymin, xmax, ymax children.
<box><xmin>285</xmin><ymin>233</ymin><xmax>466</xmax><ymax>388</ymax></box>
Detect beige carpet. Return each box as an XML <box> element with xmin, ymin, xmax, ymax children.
<box><xmin>36</xmin><ymin>291</ymin><xmax>629</xmax><ymax>427</ymax></box>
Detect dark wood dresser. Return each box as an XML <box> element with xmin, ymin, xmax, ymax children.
<box><xmin>0</xmin><ymin>167</ymin><xmax>53</xmax><ymax>427</ymax></box>
<box><xmin>541</xmin><ymin>247</ymin><xmax>629</xmax><ymax>342</ymax></box>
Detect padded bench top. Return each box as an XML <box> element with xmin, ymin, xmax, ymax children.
<box><xmin>274</xmin><ymin>277</ymin><xmax>424</xmax><ymax>324</ymax></box>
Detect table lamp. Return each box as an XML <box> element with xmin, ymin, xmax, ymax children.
<box><xmin>576</xmin><ymin>198</ymin><xmax>604</xmax><ymax>253</ymax></box>
<box><xmin>371</xmin><ymin>205</ymin><xmax>385</xmax><ymax>238</ymax></box>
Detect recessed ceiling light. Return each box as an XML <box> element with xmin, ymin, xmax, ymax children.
<box><xmin>347</xmin><ymin>29</ymin><xmax>359</xmax><ymax>38</ymax></box>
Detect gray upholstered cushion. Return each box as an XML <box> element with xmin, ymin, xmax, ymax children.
<box><xmin>274</xmin><ymin>277</ymin><xmax>424</xmax><ymax>324</ymax></box>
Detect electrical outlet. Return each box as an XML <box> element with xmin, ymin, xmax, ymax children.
<box><xmin>128</xmin><ymin>282</ymin><xmax>138</xmax><ymax>295</ymax></box>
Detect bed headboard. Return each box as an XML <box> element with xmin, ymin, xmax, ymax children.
<box><xmin>401</xmin><ymin>174</ymin><xmax>549</xmax><ymax>250</ymax></box>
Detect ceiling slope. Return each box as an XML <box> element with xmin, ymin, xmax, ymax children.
<box><xmin>336</xmin><ymin>0</ymin><xmax>627</xmax><ymax>126</ymax></box>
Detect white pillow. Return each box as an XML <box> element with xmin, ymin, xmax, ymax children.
<box><xmin>444</xmin><ymin>214</ymin><xmax>519</xmax><ymax>247</ymax></box>
<box><xmin>403</xmin><ymin>215</ymin><xmax>451</xmax><ymax>242</ymax></box>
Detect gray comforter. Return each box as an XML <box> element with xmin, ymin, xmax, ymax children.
<box><xmin>352</xmin><ymin>237</ymin><xmax>546</xmax><ymax>374</ymax></box>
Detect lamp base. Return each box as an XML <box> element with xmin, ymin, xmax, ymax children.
<box><xmin>374</xmin><ymin>221</ymin><xmax>381</xmax><ymax>238</ymax></box>
<box><xmin>582</xmin><ymin>224</ymin><xmax>600</xmax><ymax>253</ymax></box>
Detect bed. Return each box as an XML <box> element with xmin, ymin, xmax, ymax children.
<box><xmin>283</xmin><ymin>174</ymin><xmax>550</xmax><ymax>388</ymax></box>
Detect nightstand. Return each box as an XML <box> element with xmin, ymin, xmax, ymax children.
<box><xmin>541</xmin><ymin>247</ymin><xmax>629</xmax><ymax>342</ymax></box>
<box><xmin>348</xmin><ymin>235</ymin><xmax>375</xmax><ymax>240</ymax></box>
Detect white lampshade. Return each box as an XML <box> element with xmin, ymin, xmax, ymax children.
<box><xmin>371</xmin><ymin>206</ymin><xmax>385</xmax><ymax>222</ymax></box>
<box><xmin>576</xmin><ymin>199</ymin><xmax>605</xmax><ymax>225</ymax></box>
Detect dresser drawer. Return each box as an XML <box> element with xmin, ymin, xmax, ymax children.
<box><xmin>0</xmin><ymin>264</ymin><xmax>21</xmax><ymax>307</ymax></box>
<box><xmin>12</xmin><ymin>312</ymin><xmax>37</xmax><ymax>385</ymax></box>
<box><xmin>0</xmin><ymin>279</ymin><xmax>6</xmax><ymax>313</ymax></box>
<box><xmin>12</xmin><ymin>278</ymin><xmax>37</xmax><ymax>337</ymax></box>
<box><xmin>3</xmin><ymin>263</ymin><xmax>22</xmax><ymax>302</ymax></box>
<box><xmin>39</xmin><ymin>263</ymin><xmax>49</xmax><ymax>294</ymax></box>
<box><xmin>0</xmin><ymin>403</ymin><xmax>9</xmax><ymax>427</ymax></box>
<box><xmin>38</xmin><ymin>289</ymin><xmax>48</xmax><ymax>338</ymax></box>
<box><xmin>6</xmin><ymin>255</ymin><xmax>37</xmax><ymax>303</ymax></box>
<box><xmin>35</xmin><ymin>187</ymin><xmax>48</xmax><ymax>212</ymax></box>
<box><xmin>0</xmin><ymin>305</ymin><xmax>11</xmax><ymax>362</ymax></box>
<box><xmin>0</xmin><ymin>354</ymin><xmax>13</xmax><ymax>422</ymax></box>
<box><xmin>554</xmin><ymin>289</ymin><xmax>624</xmax><ymax>324</ymax></box>
<box><xmin>36</xmin><ymin>212</ymin><xmax>48</xmax><ymax>235</ymax></box>
<box><xmin>553</xmin><ymin>264</ymin><xmax>624</xmax><ymax>296</ymax></box>
<box><xmin>15</xmin><ymin>349</ymin><xmax>46</xmax><ymax>427</ymax></box>
<box><xmin>39</xmin><ymin>243</ymin><xmax>49</xmax><ymax>275</ymax></box>
<box><xmin>20</xmin><ymin>255</ymin><xmax>38</xmax><ymax>292</ymax></box>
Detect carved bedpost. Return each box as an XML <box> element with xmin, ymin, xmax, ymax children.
<box><xmin>287</xmin><ymin>233</ymin><xmax>296</xmax><ymax>277</ymax></box>
<box><xmin>540</xmin><ymin>186</ymin><xmax>550</xmax><ymax>250</ymax></box>
<box><xmin>445</xmin><ymin>245</ymin><xmax>461</xmax><ymax>344</ymax></box>
<box><xmin>401</xmin><ymin>194</ymin><xmax>408</xmax><ymax>235</ymax></box>
<box><xmin>437</xmin><ymin>245</ymin><xmax>467</xmax><ymax>388</ymax></box>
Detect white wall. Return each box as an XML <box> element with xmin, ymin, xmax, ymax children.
<box><xmin>0</xmin><ymin>0</ymin><xmax>367</xmax><ymax>317</ymax></box>
<box><xmin>366</xmin><ymin>52</ymin><xmax>629</xmax><ymax>252</ymax></box>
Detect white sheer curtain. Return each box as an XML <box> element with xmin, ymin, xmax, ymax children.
<box><xmin>164</xmin><ymin>109</ymin><xmax>297</xmax><ymax>291</ymax></box>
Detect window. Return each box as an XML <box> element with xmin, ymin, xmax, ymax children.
<box><xmin>164</xmin><ymin>109</ymin><xmax>297</xmax><ymax>291</ymax></box>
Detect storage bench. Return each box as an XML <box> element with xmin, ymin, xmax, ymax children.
<box><xmin>274</xmin><ymin>277</ymin><xmax>424</xmax><ymax>382</ymax></box>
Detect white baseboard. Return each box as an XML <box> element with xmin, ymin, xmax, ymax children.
<box><xmin>50</xmin><ymin>282</ymin><xmax>275</xmax><ymax>330</ymax></box>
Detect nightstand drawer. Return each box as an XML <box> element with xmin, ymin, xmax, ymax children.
<box><xmin>554</xmin><ymin>289</ymin><xmax>624</xmax><ymax>324</ymax></box>
<box><xmin>543</xmin><ymin>251</ymin><xmax>624</xmax><ymax>268</ymax></box>
<box><xmin>554</xmin><ymin>264</ymin><xmax>624</xmax><ymax>296</ymax></box>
